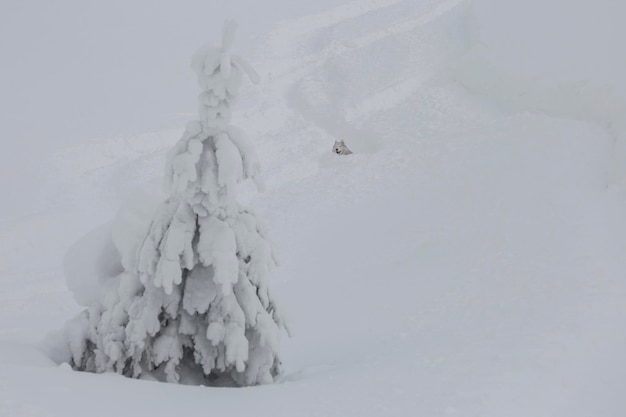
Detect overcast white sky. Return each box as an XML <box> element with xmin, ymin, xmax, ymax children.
<box><xmin>0</xmin><ymin>0</ymin><xmax>347</xmax><ymax>151</ymax></box>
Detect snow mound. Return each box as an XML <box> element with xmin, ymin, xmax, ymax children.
<box><xmin>63</xmin><ymin>222</ymin><xmax>121</xmax><ymax>307</ymax></box>
<box><xmin>64</xmin><ymin>180</ymin><xmax>166</xmax><ymax>306</ymax></box>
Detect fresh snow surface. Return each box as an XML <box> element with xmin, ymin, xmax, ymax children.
<box><xmin>1</xmin><ymin>0</ymin><xmax>625</xmax><ymax>416</ymax></box>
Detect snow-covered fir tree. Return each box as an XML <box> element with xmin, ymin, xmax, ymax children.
<box><xmin>65</xmin><ymin>21</ymin><xmax>289</xmax><ymax>386</ymax></box>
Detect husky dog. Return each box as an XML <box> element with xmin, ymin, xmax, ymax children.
<box><xmin>333</xmin><ymin>140</ymin><xmax>353</xmax><ymax>155</ymax></box>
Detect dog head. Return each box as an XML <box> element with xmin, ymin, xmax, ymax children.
<box><xmin>333</xmin><ymin>140</ymin><xmax>350</xmax><ymax>155</ymax></box>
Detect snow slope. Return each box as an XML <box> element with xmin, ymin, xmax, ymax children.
<box><xmin>1</xmin><ymin>0</ymin><xmax>625</xmax><ymax>416</ymax></box>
